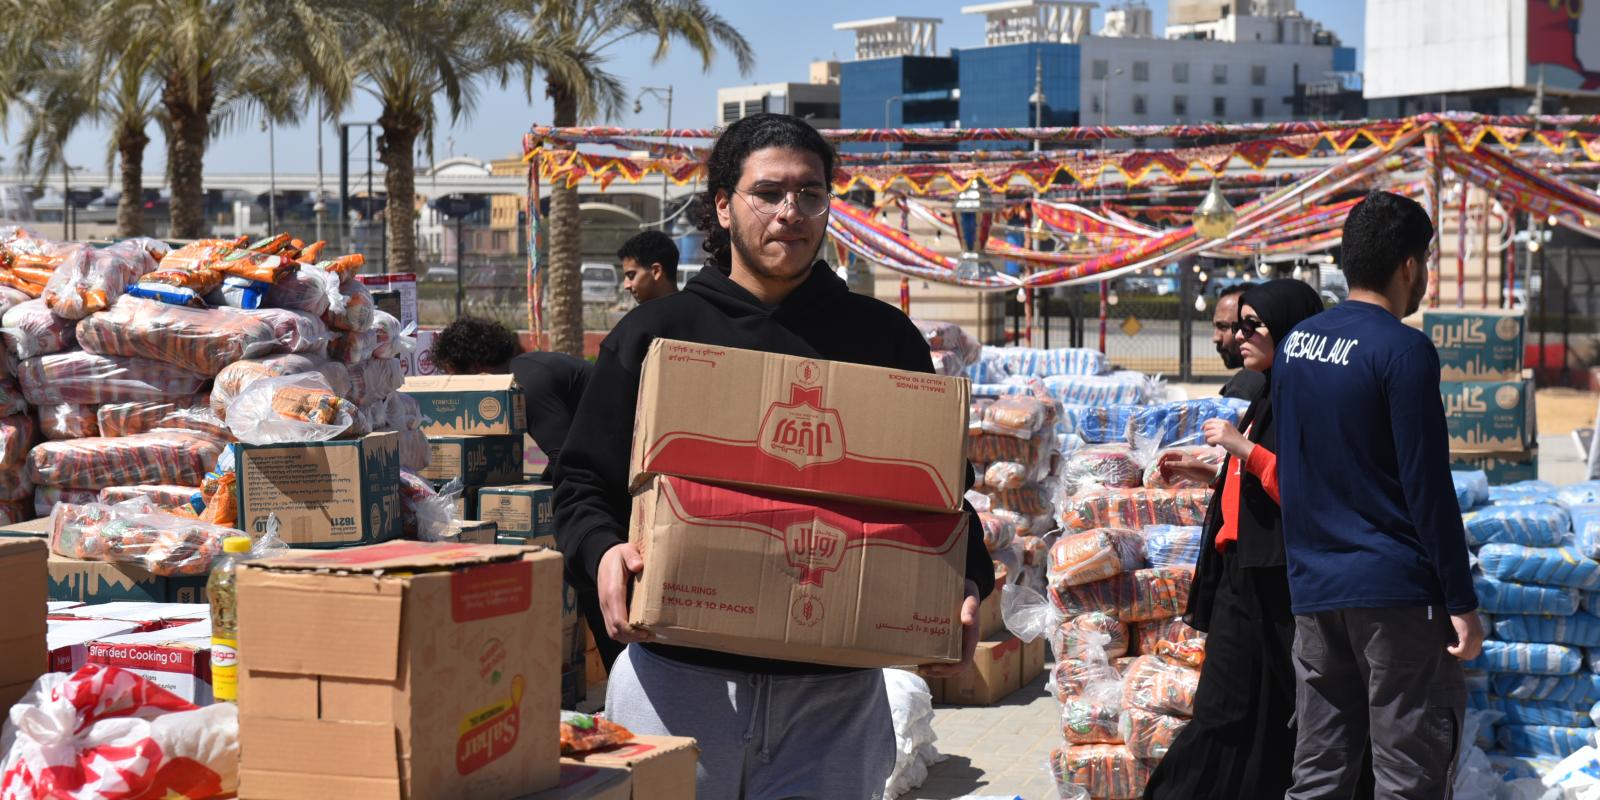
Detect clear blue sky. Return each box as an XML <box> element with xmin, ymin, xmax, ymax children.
<box><xmin>9</xmin><ymin>0</ymin><xmax>1364</xmax><ymax>182</ymax></box>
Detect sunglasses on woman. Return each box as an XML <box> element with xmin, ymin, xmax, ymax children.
<box><xmin>1232</xmin><ymin>316</ymin><xmax>1267</xmax><ymax>338</ymax></box>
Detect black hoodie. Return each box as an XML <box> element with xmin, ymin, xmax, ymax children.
<box><xmin>554</xmin><ymin>261</ymin><xmax>996</xmax><ymax>675</ymax></box>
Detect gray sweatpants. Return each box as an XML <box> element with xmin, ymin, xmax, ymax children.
<box><xmin>604</xmin><ymin>644</ymin><xmax>897</xmax><ymax>800</ymax></box>
<box><xmin>1287</xmin><ymin>606</ymin><xmax>1467</xmax><ymax>800</ymax></box>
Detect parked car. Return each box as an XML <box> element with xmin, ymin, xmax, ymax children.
<box><xmin>581</xmin><ymin>263</ymin><xmax>620</xmax><ymax>305</ymax></box>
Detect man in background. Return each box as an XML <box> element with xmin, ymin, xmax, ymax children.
<box><xmin>1214</xmin><ymin>282</ymin><xmax>1265</xmax><ymax>400</ymax></box>
<box><xmin>618</xmin><ymin>229</ymin><xmax>681</xmax><ymax>304</ymax></box>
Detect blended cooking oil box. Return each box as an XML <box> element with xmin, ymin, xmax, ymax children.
<box><xmin>421</xmin><ymin>434</ymin><xmax>524</xmax><ymax>486</ymax></box>
<box><xmin>0</xmin><ymin>537</ymin><xmax>47</xmax><ymax>708</ymax></box>
<box><xmin>628</xmin><ymin>475</ymin><xmax>967</xmax><ymax>668</ymax></box>
<box><xmin>1424</xmin><ymin>309</ymin><xmax>1525</xmax><ymax>381</ymax></box>
<box><xmin>232</xmin><ymin>432</ymin><xmax>401</xmax><ymax>548</ymax></box>
<box><xmin>403</xmin><ymin>374</ymin><xmax>528</xmax><ymax>436</ymax></box>
<box><xmin>1440</xmin><ymin>377</ymin><xmax>1537</xmax><ymax>452</ymax></box>
<box><xmin>236</xmin><ymin>541</ymin><xmax>564</xmax><ymax>799</ymax></box>
<box><xmin>85</xmin><ymin>620</ymin><xmax>213</xmax><ymax>705</ymax></box>
<box><xmin>631</xmin><ymin>339</ymin><xmax>971</xmax><ymax>513</ymax></box>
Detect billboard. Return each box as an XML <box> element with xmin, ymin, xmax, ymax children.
<box><xmin>1528</xmin><ymin>0</ymin><xmax>1600</xmax><ymax>93</ymax></box>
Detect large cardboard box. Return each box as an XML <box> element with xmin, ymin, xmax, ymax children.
<box><xmin>48</xmin><ymin>553</ymin><xmax>210</xmax><ymax>604</ymax></box>
<box><xmin>570</xmin><ymin>736</ymin><xmax>698</xmax><ymax>800</ymax></box>
<box><xmin>1023</xmin><ymin>635</ymin><xmax>1047</xmax><ymax>685</ymax></box>
<box><xmin>1452</xmin><ymin>449</ymin><xmax>1540</xmax><ymax>485</ymax></box>
<box><xmin>85</xmin><ymin>620</ymin><xmax>213</xmax><ymax>705</ymax></box>
<box><xmin>479</xmin><ymin>484</ymin><xmax>556</xmax><ymax>542</ymax></box>
<box><xmin>629</xmin><ymin>475</ymin><xmax>967</xmax><ymax>668</ymax></box>
<box><xmin>1441</xmin><ymin>377</ymin><xmax>1536</xmax><ymax>452</ymax></box>
<box><xmin>933</xmin><ymin>637</ymin><xmax>1023</xmax><ymax>706</ymax></box>
<box><xmin>232</xmin><ymin>432</ymin><xmax>401</xmax><ymax>548</ymax></box>
<box><xmin>403</xmin><ymin>375</ymin><xmax>527</xmax><ymax>436</ymax></box>
<box><xmin>0</xmin><ymin>538</ymin><xmax>47</xmax><ymax>698</ymax></box>
<box><xmin>440</xmin><ymin>519</ymin><xmax>497</xmax><ymax>545</ymax></box>
<box><xmin>236</xmin><ymin>541</ymin><xmax>563</xmax><ymax>799</ymax></box>
<box><xmin>979</xmin><ymin>586</ymin><xmax>1005</xmax><ymax>640</ymax></box>
<box><xmin>1424</xmin><ymin>309</ymin><xmax>1525</xmax><ymax>381</ymax></box>
<box><xmin>632</xmin><ymin>339</ymin><xmax>970</xmax><ymax>513</ymax></box>
<box><xmin>524</xmin><ymin>763</ymin><xmax>632</xmax><ymax>800</ymax></box>
<box><xmin>422</xmin><ymin>435</ymin><xmax>524</xmax><ymax>486</ymax></box>
<box><xmin>47</xmin><ymin>618</ymin><xmax>142</xmax><ymax>673</ymax></box>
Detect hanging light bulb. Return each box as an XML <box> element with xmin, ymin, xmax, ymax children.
<box><xmin>1192</xmin><ymin>180</ymin><xmax>1238</xmax><ymax>239</ymax></box>
<box><xmin>1016</xmin><ymin>287</ymin><xmax>1027</xmax><ymax>303</ymax></box>
<box><xmin>1107</xmin><ymin>291</ymin><xmax>1120</xmax><ymax>306</ymax></box>
<box><xmin>1226</xmin><ymin>267</ymin><xmax>1238</xmax><ymax>280</ymax></box>
<box><xmin>1194</xmin><ymin>294</ymin><xmax>1208</xmax><ymax>313</ymax></box>
<box><xmin>1198</xmin><ymin>271</ymin><xmax>1209</xmax><ymax>282</ymax></box>
<box><xmin>1548</xmin><ymin>213</ymin><xmax>1561</xmax><ymax>226</ymax></box>
<box><xmin>1324</xmin><ymin>253</ymin><xmax>1336</xmax><ymax>264</ymax></box>
<box><xmin>1292</xmin><ymin>266</ymin><xmax>1304</xmax><ymax>281</ymax></box>
<box><xmin>1528</xmin><ymin>238</ymin><xmax>1542</xmax><ymax>253</ymax></box>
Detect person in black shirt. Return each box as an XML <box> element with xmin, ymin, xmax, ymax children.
<box><xmin>1214</xmin><ymin>283</ymin><xmax>1266</xmax><ymax>400</ymax></box>
<box><xmin>618</xmin><ymin>230</ymin><xmax>681</xmax><ymax>304</ymax></box>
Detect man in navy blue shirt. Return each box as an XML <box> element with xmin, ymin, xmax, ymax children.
<box><xmin>1274</xmin><ymin>191</ymin><xmax>1482</xmax><ymax>799</ymax></box>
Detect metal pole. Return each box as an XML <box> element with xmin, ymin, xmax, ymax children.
<box><xmin>1098</xmin><ymin>281</ymin><xmax>1108</xmax><ymax>354</ymax></box>
<box><xmin>1456</xmin><ymin>184</ymin><xmax>1466</xmax><ymax>307</ymax></box>
<box><xmin>660</xmin><ymin>87</ymin><xmax>672</xmax><ymax>231</ymax></box>
<box><xmin>455</xmin><ymin>216</ymin><xmax>465</xmax><ymax>318</ymax></box>
<box><xmin>1563</xmin><ymin>248</ymin><xmax>1572</xmax><ymax>386</ymax></box>
<box><xmin>315</xmin><ymin>100</ymin><xmax>325</xmax><ymax>243</ymax></box>
<box><xmin>366</xmin><ymin>127</ymin><xmax>374</xmax><ymax>257</ymax></box>
<box><xmin>1539</xmin><ymin>243</ymin><xmax>1548</xmax><ymax>374</ymax></box>
<box><xmin>268</xmin><ymin>120</ymin><xmax>277</xmax><ymax>233</ymax></box>
<box><xmin>1178</xmin><ymin>259</ymin><xmax>1194</xmax><ymax>381</ymax></box>
<box><xmin>339</xmin><ymin>124</ymin><xmax>350</xmax><ymax>249</ymax></box>
<box><xmin>1481</xmin><ymin>191</ymin><xmax>1490</xmax><ymax>309</ymax></box>
<box><xmin>61</xmin><ymin>162</ymin><xmax>68</xmax><ymax>239</ymax></box>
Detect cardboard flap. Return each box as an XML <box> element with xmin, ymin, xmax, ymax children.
<box><xmin>237</xmin><ymin>570</ymin><xmax>404</xmax><ymax>680</ymax></box>
<box><xmin>248</xmin><ymin>540</ymin><xmax>531</xmax><ymax>573</ymax></box>
<box><xmin>402</xmin><ymin>374</ymin><xmax>517</xmax><ymax>392</ymax></box>
<box><xmin>239</xmin><ymin>770</ymin><xmax>400</xmax><ymax>800</ymax></box>
<box><xmin>241</xmin><ymin>716</ymin><xmax>401</xmax><ymax>779</ymax></box>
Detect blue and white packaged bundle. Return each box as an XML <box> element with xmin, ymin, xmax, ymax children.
<box><xmin>1559</xmin><ymin>483</ymin><xmax>1600</xmax><ymax>509</ymax></box>
<box><xmin>1467</xmin><ymin>641</ymin><xmax>1582</xmax><ymax>675</ymax></box>
<box><xmin>1492</xmin><ymin>673</ymin><xmax>1600</xmax><ymax>705</ymax></box>
<box><xmin>1075</xmin><ymin>404</ymin><xmax>1143</xmax><ymax>445</ymax></box>
<box><xmin>1453</xmin><ymin>470</ymin><xmax>1490</xmax><ymax>512</ymax></box>
<box><xmin>1464</xmin><ymin>504</ymin><xmax>1571</xmax><ymax>547</ymax></box>
<box><xmin>1474</xmin><ymin>575</ymin><xmax>1580</xmax><ymax>616</ymax></box>
<box><xmin>1491</xmin><ymin>480</ymin><xmax>1562</xmax><ymax>506</ymax></box>
<box><xmin>1486</xmin><ymin>697</ymin><xmax>1594</xmax><ymax>728</ymax></box>
<box><xmin>1477</xmin><ymin>544</ymin><xmax>1600</xmax><ymax>590</ymax></box>
<box><xmin>1041</xmin><ymin>374</ymin><xmax>1147</xmax><ymax>406</ymax></box>
<box><xmin>971</xmin><ymin>346</ymin><xmax>1108</xmax><ymax>380</ymax></box>
<box><xmin>1497</xmin><ymin>724</ymin><xmax>1596</xmax><ymax>758</ymax></box>
<box><xmin>1574</xmin><ymin>506</ymin><xmax>1600</xmax><ymax>560</ymax></box>
<box><xmin>1143</xmin><ymin>526</ymin><xmax>1202</xmax><ymax>569</ymax></box>
<box><xmin>1128</xmin><ymin>399</ymin><xmax>1240</xmax><ymax>451</ymax></box>
<box><xmin>206</xmin><ymin>275</ymin><xmax>271</xmax><ymax>309</ymax></box>
<box><xmin>1494</xmin><ymin>612</ymin><xmax>1600</xmax><ymax>648</ymax></box>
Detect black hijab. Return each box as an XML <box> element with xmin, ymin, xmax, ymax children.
<box><xmin>1186</xmin><ymin>279</ymin><xmax>1325</xmax><ymax>631</ymax></box>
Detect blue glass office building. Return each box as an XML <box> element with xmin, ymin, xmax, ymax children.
<box><xmin>958</xmin><ymin>43</ymin><xmax>1082</xmax><ymax>151</ymax></box>
<box><xmin>839</xmin><ymin>56</ymin><xmax>961</xmax><ymax>153</ymax></box>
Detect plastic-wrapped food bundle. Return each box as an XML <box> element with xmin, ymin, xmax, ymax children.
<box><xmin>1135</xmin><ymin>619</ymin><xmax>1203</xmax><ymax>656</ymax></box>
<box><xmin>0</xmin><ymin>380</ymin><xmax>25</xmax><ymax>418</ymax></box>
<box><xmin>1475</xmin><ymin>575</ymin><xmax>1580</xmax><ymax>616</ymax></box>
<box><xmin>1494</xmin><ymin>613</ymin><xmax>1600</xmax><ymax>647</ymax></box>
<box><xmin>1121</xmin><ymin>654</ymin><xmax>1201</xmax><ymax>716</ymax></box>
<box><xmin>977</xmin><ymin>394</ymin><xmax>1048</xmax><ymax>438</ymax></box>
<box><xmin>1453</xmin><ymin>469</ymin><xmax>1490</xmax><ymax>512</ymax></box>
<box><xmin>325</xmin><ymin>277</ymin><xmax>374</xmax><ymax>332</ymax></box>
<box><xmin>1051</xmin><ymin>568</ymin><xmax>1193</xmax><ymax>622</ymax></box>
<box><xmin>97</xmin><ymin>485</ymin><xmax>201</xmax><ymax>516</ymax></box>
<box><xmin>560</xmin><ymin>710</ymin><xmax>636</xmax><ymax>756</ymax></box>
<box><xmin>209</xmin><ymin>354</ymin><xmax>324</xmax><ymax>418</ymax></box>
<box><xmin>1050</xmin><ymin>745</ymin><xmax>1151</xmax><ymax>800</ymax></box>
<box><xmin>1041</xmin><ymin>374</ymin><xmax>1148</xmax><ymax>407</ymax></box>
<box><xmin>361</xmin><ymin>397</ymin><xmax>389</xmax><ymax>430</ymax></box>
<box><xmin>978</xmin><ymin>460</ymin><xmax>1035</xmax><ymax>492</ymax></box>
<box><xmin>384</xmin><ymin>391</ymin><xmax>425</xmax><ymax>432</ymax></box>
<box><xmin>1497</xmin><ymin>724</ymin><xmax>1594</xmax><ymax>758</ymax></box>
<box><xmin>979</xmin><ymin>346</ymin><xmax>1110</xmax><ymax>379</ymax></box>
<box><xmin>1478</xmin><ymin>543</ymin><xmax>1600</xmax><ymax>590</ymax></box>
<box><xmin>0</xmin><ymin>414</ymin><xmax>34</xmax><ymax>470</ymax></box>
<box><xmin>42</xmin><ymin>244</ymin><xmax>159</xmax><ymax>320</ymax></box>
<box><xmin>0</xmin><ymin>467</ymin><xmax>33</xmax><ymax>503</ymax></box>
<box><xmin>399</xmin><ymin>428</ymin><xmax>430</xmax><ymax>472</ymax></box>
<box><xmin>1574</xmin><ymin>506</ymin><xmax>1600</xmax><ymax>560</ymax></box>
<box><xmin>76</xmin><ymin>296</ymin><xmax>276</xmax><ymax>376</ymax></box>
<box><xmin>1120</xmin><ymin>707</ymin><xmax>1189</xmax><ymax>760</ymax></box>
<box><xmin>1</xmin><ymin>298</ymin><xmax>76</xmax><ymax>359</ymax></box>
<box><xmin>1063</xmin><ymin>444</ymin><xmax>1144</xmax><ymax>493</ymax></box>
<box><xmin>968</xmin><ymin>432</ymin><xmax>1047</xmax><ymax>466</ymax></box>
<box><xmin>328</xmin><ymin>328</ymin><xmax>380</xmax><ymax>363</ymax></box>
<box><xmin>1143</xmin><ymin>446</ymin><xmax>1225</xmax><ymax>490</ymax></box>
<box><xmin>28</xmin><ymin>432</ymin><xmax>223</xmax><ymax>490</ymax></box>
<box><xmin>33</xmin><ymin>486</ymin><xmax>96</xmax><ymax>519</ymax></box>
<box><xmin>1075</xmin><ymin>404</ymin><xmax>1142</xmax><ymax>445</ymax></box>
<box><xmin>0</xmin><ymin>284</ymin><xmax>31</xmax><ymax>317</ymax></box>
<box><xmin>243</xmin><ymin>307</ymin><xmax>330</xmax><ymax>354</ymax></box>
<box><xmin>96</xmin><ymin>395</ymin><xmax>209</xmax><ymax>438</ymax></box>
<box><xmin>1059</xmin><ymin>487</ymin><xmax>1211</xmax><ymax>531</ymax></box>
<box><xmin>1129</xmin><ymin>399</ymin><xmax>1241</xmax><ymax>452</ymax></box>
<box><xmin>1491</xmin><ymin>673</ymin><xmax>1600</xmax><ymax>705</ymax></box>
<box><xmin>978</xmin><ymin>511</ymin><xmax>1018</xmax><ymax>553</ymax></box>
<box><xmin>20</xmin><ymin>352</ymin><xmax>207</xmax><ymax>406</ymax></box>
<box><xmin>985</xmin><ymin>485</ymin><xmax>1055</xmax><ymax>519</ymax></box>
<box><xmin>1055</xmin><ymin>612</ymin><xmax>1131</xmax><ymax>662</ymax></box>
<box><xmin>265</xmin><ymin>264</ymin><xmax>338</xmax><ymax>315</ymax></box>
<box><xmin>370</xmin><ymin>310</ymin><xmax>409</xmax><ymax>360</ymax></box>
<box><xmin>1557</xmin><ymin>482</ymin><xmax>1600</xmax><ymax>509</ymax></box>
<box><xmin>37</xmin><ymin>403</ymin><xmax>97</xmax><ymax>441</ymax></box>
<box><xmin>1464</xmin><ymin>504</ymin><xmax>1571</xmax><ymax>547</ymax></box>
<box><xmin>49</xmin><ymin>501</ymin><xmax>243</xmax><ymax>576</ymax></box>
<box><xmin>1485</xmin><ymin>697</ymin><xmax>1593</xmax><ymax>727</ymax></box>
<box><xmin>1491</xmin><ymin>480</ymin><xmax>1560</xmax><ymax>506</ymax></box>
<box><xmin>1465</xmin><ymin>641</ymin><xmax>1581</xmax><ymax>675</ymax></box>
<box><xmin>226</xmin><ymin>373</ymin><xmax>357</xmax><ymax>445</ymax></box>
<box><xmin>1048</xmin><ymin>529</ymin><xmax>1145</xmax><ymax>589</ymax></box>
<box><xmin>1142</xmin><ymin>526</ymin><xmax>1202</xmax><ymax>570</ymax></box>
<box><xmin>0</xmin><ymin>498</ymin><xmax>31</xmax><ymax>525</ymax></box>
<box><xmin>1153</xmin><ymin>637</ymin><xmax>1206</xmax><ymax>669</ymax></box>
<box><xmin>1061</xmin><ymin>691</ymin><xmax>1124</xmax><ymax>745</ymax></box>
<box><xmin>347</xmin><ymin>357</ymin><xmax>403</xmax><ymax>405</ymax></box>
<box><xmin>913</xmin><ymin>318</ymin><xmax>981</xmax><ymax>372</ymax></box>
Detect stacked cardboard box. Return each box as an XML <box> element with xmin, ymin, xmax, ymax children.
<box><xmin>231</xmin><ymin>432</ymin><xmax>403</xmax><ymax>548</ymax></box>
<box><xmin>625</xmin><ymin>339</ymin><xmax>973</xmax><ymax>668</ymax></box>
<box><xmin>236</xmin><ymin>541</ymin><xmax>564</xmax><ymax>799</ymax></box>
<box><xmin>403</xmin><ymin>374</ymin><xmax>529</xmax><ymax>522</ymax></box>
<box><xmin>1427</xmin><ymin>310</ymin><xmax>1538</xmax><ymax>484</ymax></box>
<box><xmin>0</xmin><ymin>538</ymin><xmax>48</xmax><ymax>707</ymax></box>
<box><xmin>534</xmin><ymin>736</ymin><xmax>699</xmax><ymax>800</ymax></box>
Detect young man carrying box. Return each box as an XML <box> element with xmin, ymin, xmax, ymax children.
<box><xmin>555</xmin><ymin>113</ymin><xmax>994</xmax><ymax>799</ymax></box>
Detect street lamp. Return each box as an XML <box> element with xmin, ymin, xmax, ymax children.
<box><xmin>1029</xmin><ymin>52</ymin><xmax>1047</xmax><ymax>153</ymax></box>
<box><xmin>885</xmin><ymin>95</ymin><xmax>904</xmax><ymax>128</ymax></box>
<box><xmin>635</xmin><ymin>85</ymin><xmax>674</xmax><ymax>231</ymax></box>
<box><xmin>60</xmin><ymin>163</ymin><xmax>83</xmax><ymax>240</ymax></box>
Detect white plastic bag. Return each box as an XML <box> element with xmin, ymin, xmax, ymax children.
<box><xmin>882</xmin><ymin>668</ymin><xmax>946</xmax><ymax>800</ymax></box>
<box><xmin>415</xmin><ymin>478</ymin><xmax>465</xmax><ymax>542</ymax></box>
<box><xmin>224</xmin><ymin>372</ymin><xmax>356</xmax><ymax>445</ymax></box>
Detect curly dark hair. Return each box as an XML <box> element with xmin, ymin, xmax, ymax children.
<box><xmin>695</xmin><ymin>113</ymin><xmax>836</xmax><ymax>271</ymax></box>
<box><xmin>617</xmin><ymin>230</ymin><xmax>680</xmax><ymax>280</ymax></box>
<box><xmin>431</xmin><ymin>316</ymin><xmax>522</xmax><ymax>374</ymax></box>
<box><xmin>1340</xmin><ymin>191</ymin><xmax>1434</xmax><ymax>292</ymax></box>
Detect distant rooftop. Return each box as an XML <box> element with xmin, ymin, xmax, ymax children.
<box><xmin>833</xmin><ymin>16</ymin><xmax>944</xmax><ymax>60</ymax></box>
<box><xmin>960</xmin><ymin>0</ymin><xmax>1099</xmax><ymax>46</ymax></box>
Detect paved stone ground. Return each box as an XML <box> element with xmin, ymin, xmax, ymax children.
<box><xmin>912</xmin><ymin>670</ymin><xmax>1061</xmax><ymax>800</ymax></box>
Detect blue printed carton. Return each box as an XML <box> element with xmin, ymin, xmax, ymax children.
<box><xmin>478</xmin><ymin>483</ymin><xmax>555</xmax><ymax>542</ymax></box>
<box><xmin>232</xmin><ymin>432</ymin><xmax>401</xmax><ymax>548</ymax></box>
<box><xmin>1424</xmin><ymin>310</ymin><xmax>1525</xmax><ymax>381</ymax></box>
<box><xmin>1441</xmin><ymin>378</ymin><xmax>1536</xmax><ymax>452</ymax></box>
<box><xmin>1451</xmin><ymin>450</ymin><xmax>1540</xmax><ymax>486</ymax></box>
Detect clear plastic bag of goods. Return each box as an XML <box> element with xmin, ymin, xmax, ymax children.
<box><xmin>1486</xmin><ymin>697</ymin><xmax>1593</xmax><ymax>728</ymax></box>
<box><xmin>1</xmin><ymin>298</ymin><xmax>76</xmax><ymax>360</ymax></box>
<box><xmin>1128</xmin><ymin>399</ymin><xmax>1241</xmax><ymax>453</ymax></box>
<box><xmin>1050</xmin><ymin>568</ymin><xmax>1193</xmax><ymax>623</ymax></box>
<box><xmin>1134</xmin><ymin>619</ymin><xmax>1204</xmax><ymax>656</ymax></box>
<box><xmin>1474</xmin><ymin>575</ymin><xmax>1580</xmax><ymax>616</ymax></box>
<box><xmin>1497</xmin><ymin>724</ymin><xmax>1595</xmax><ymax>759</ymax></box>
<box><xmin>978</xmin><ymin>394</ymin><xmax>1049</xmax><ymax>439</ymax></box>
<box><xmin>0</xmin><ymin>285</ymin><xmax>33</xmax><ymax>318</ymax></box>
<box><xmin>1062</xmin><ymin>444</ymin><xmax>1144</xmax><ymax>493</ymax></box>
<box><xmin>1074</xmin><ymin>404</ymin><xmax>1142</xmax><ymax>445</ymax></box>
<box><xmin>159</xmin><ymin>235</ymin><xmax>297</xmax><ymax>286</ymax></box>
<box><xmin>1142</xmin><ymin>526</ymin><xmax>1203</xmax><ymax>570</ymax></box>
<box><xmin>1061</xmin><ymin>686</ymin><xmax>1125</xmax><ymax>745</ymax></box>
<box><xmin>28</xmin><ymin>431</ymin><xmax>223</xmax><ymax>490</ymax></box>
<box><xmin>1559</xmin><ymin>483</ymin><xmax>1600</xmax><ymax>509</ymax></box>
<box><xmin>1466</xmin><ymin>641</ymin><xmax>1581</xmax><ymax>676</ymax></box>
<box><xmin>1059</xmin><ymin>487</ymin><xmax>1211</xmax><ymax>531</ymax></box>
<box><xmin>1152</xmin><ymin>637</ymin><xmax>1206</xmax><ymax>669</ymax></box>
<box><xmin>0</xmin><ymin>414</ymin><xmax>34</xmax><ymax>471</ymax></box>
<box><xmin>912</xmin><ymin>319</ymin><xmax>981</xmax><ymax>366</ymax></box>
<box><xmin>1478</xmin><ymin>543</ymin><xmax>1600</xmax><ymax>590</ymax></box>
<box><xmin>370</xmin><ymin>310</ymin><xmax>411</xmax><ymax>360</ymax></box>
<box><xmin>97</xmin><ymin>395</ymin><xmax>210</xmax><ymax>438</ymax></box>
<box><xmin>1049</xmin><ymin>744</ymin><xmax>1151</xmax><ymax>800</ymax></box>
<box><xmin>1041</xmin><ymin>374</ymin><xmax>1148</xmax><ymax>407</ymax></box>
<box><xmin>968</xmin><ymin>432</ymin><xmax>1047</xmax><ymax>467</ymax></box>
<box><xmin>981</xmin><ymin>346</ymin><xmax>1109</xmax><ymax>379</ymax></box>
<box><xmin>977</xmin><ymin>460</ymin><xmax>1034</xmax><ymax>492</ymax></box>
<box><xmin>384</xmin><ymin>391</ymin><xmax>425</xmax><ymax>432</ymax></box>
<box><xmin>347</xmin><ymin>357</ymin><xmax>403</xmax><ymax>405</ymax></box>
<box><xmin>930</xmin><ymin>350</ymin><xmax>967</xmax><ymax>377</ymax></box>
<box><xmin>209</xmin><ymin>354</ymin><xmax>325</xmax><ymax>419</ymax></box>
<box><xmin>0</xmin><ymin>665</ymin><xmax>239</xmax><ymax>800</ymax></box>
<box><xmin>1494</xmin><ymin>612</ymin><xmax>1600</xmax><ymax>648</ymax></box>
<box><xmin>1492</xmin><ymin>480</ymin><xmax>1561</xmax><ymax>506</ymax></box>
<box><xmin>361</xmin><ymin>397</ymin><xmax>389</xmax><ymax>430</ymax></box>
<box><xmin>264</xmin><ymin>263</ymin><xmax>338</xmax><ymax>315</ymax></box>
<box><xmin>398</xmin><ymin>428</ymin><xmax>430</xmax><ymax>472</ymax></box>
<box><xmin>324</xmin><ymin>277</ymin><xmax>374</xmax><ymax>332</ymax></box>
<box><xmin>32</xmin><ymin>486</ymin><xmax>94</xmax><ymax>519</ymax></box>
<box><xmin>76</xmin><ymin>296</ymin><xmax>277</xmax><ymax>376</ymax></box>
<box><xmin>1574</xmin><ymin>506</ymin><xmax>1600</xmax><ymax>561</ymax></box>
<box><xmin>1120</xmin><ymin>708</ymin><xmax>1190</xmax><ymax>760</ymax></box>
<box><xmin>328</xmin><ymin>327</ymin><xmax>379</xmax><ymax>363</ymax></box>
<box><xmin>20</xmin><ymin>352</ymin><xmax>208</xmax><ymax>406</ymax></box>
<box><xmin>978</xmin><ymin>511</ymin><xmax>1018</xmax><ymax>553</ymax></box>
<box><xmin>1493</xmin><ymin>673</ymin><xmax>1600</xmax><ymax>705</ymax></box>
<box><xmin>881</xmin><ymin>668</ymin><xmax>944</xmax><ymax>800</ymax></box>
<box><xmin>1453</xmin><ymin>470</ymin><xmax>1491</xmax><ymax>512</ymax></box>
<box><xmin>50</xmin><ymin>500</ymin><xmax>239</xmax><ymax>576</ymax></box>
<box><xmin>1053</xmin><ymin>612</ymin><xmax>1131</xmax><ymax>662</ymax></box>
<box><xmin>42</xmin><ymin>244</ymin><xmax>159</xmax><ymax>320</ymax></box>
<box><xmin>242</xmin><ymin>307</ymin><xmax>330</xmax><ymax>354</ymax></box>
<box><xmin>1048</xmin><ymin>529</ymin><xmax>1146</xmax><ymax>589</ymax></box>
<box><xmin>985</xmin><ymin>485</ymin><xmax>1055</xmax><ymax>519</ymax></box>
<box><xmin>37</xmin><ymin>403</ymin><xmax>97</xmax><ymax>441</ymax></box>
<box><xmin>1143</xmin><ymin>447</ymin><xmax>1225</xmax><ymax>491</ymax></box>
<box><xmin>0</xmin><ymin>467</ymin><xmax>33</xmax><ymax>504</ymax></box>
<box><xmin>225</xmin><ymin>372</ymin><xmax>357</xmax><ymax>445</ymax></box>
<box><xmin>1464</xmin><ymin>504</ymin><xmax>1571</xmax><ymax>548</ymax></box>
<box><xmin>126</xmin><ymin>263</ymin><xmax>226</xmax><ymax>307</ymax></box>
<box><xmin>1121</xmin><ymin>654</ymin><xmax>1201</xmax><ymax>716</ymax></box>
<box><xmin>408</xmin><ymin>476</ymin><xmax>462</xmax><ymax>542</ymax></box>
<box><xmin>97</xmin><ymin>485</ymin><xmax>202</xmax><ymax>516</ymax></box>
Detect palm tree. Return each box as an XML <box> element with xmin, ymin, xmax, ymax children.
<box><xmin>524</xmin><ymin>0</ymin><xmax>754</xmax><ymax>356</ymax></box>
